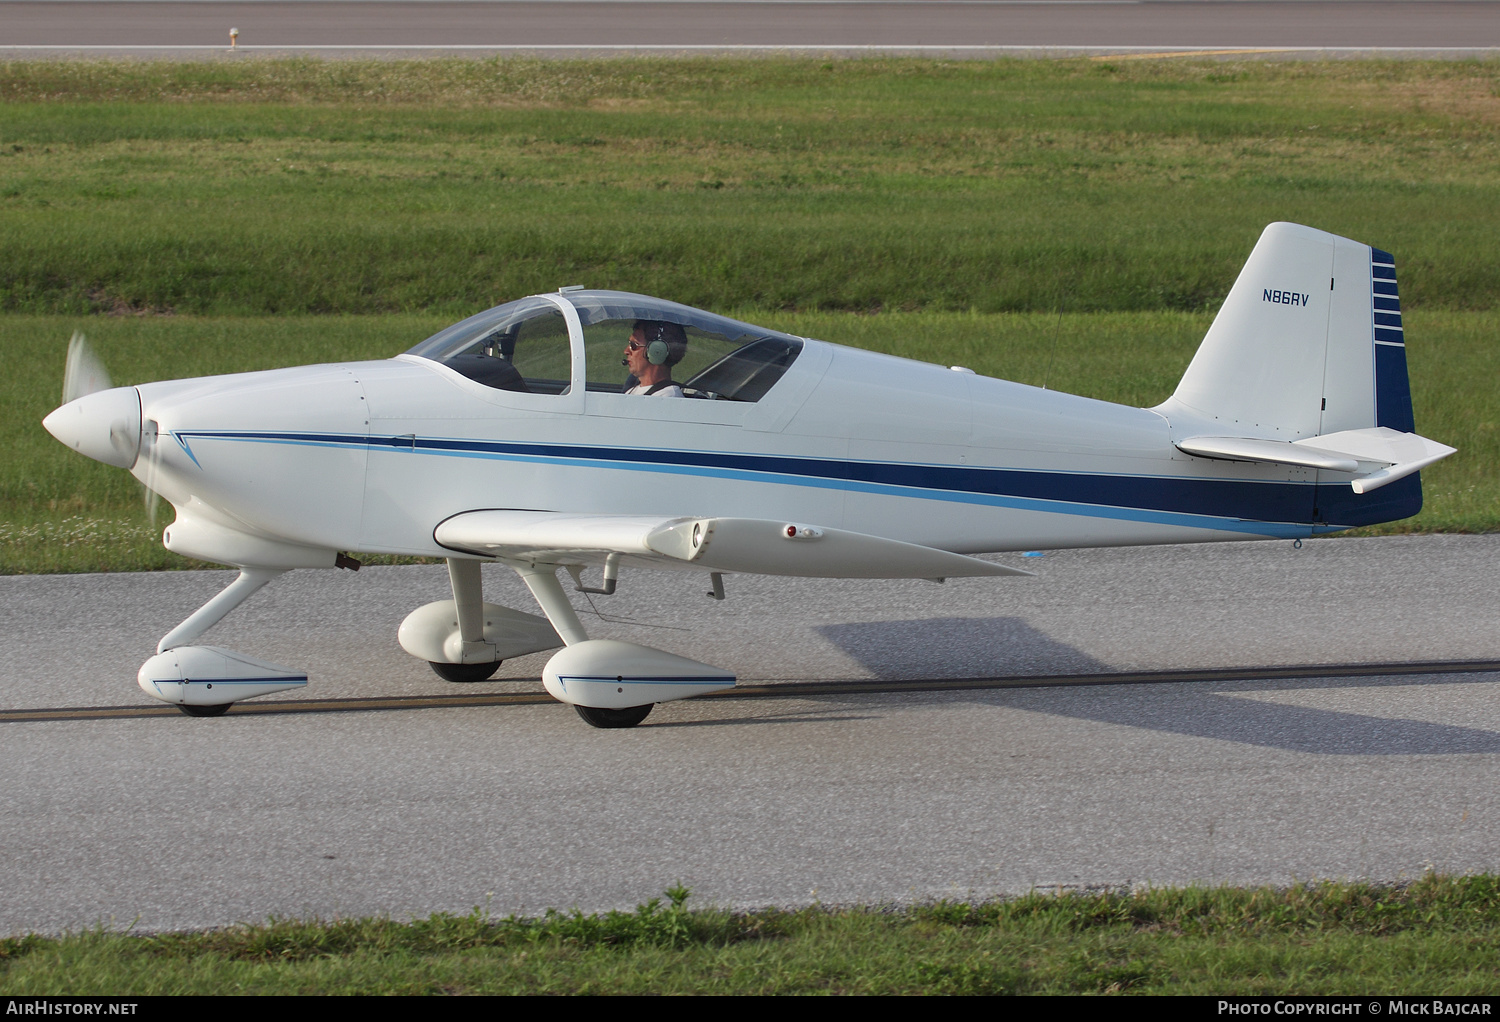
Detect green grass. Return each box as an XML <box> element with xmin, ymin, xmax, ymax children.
<box><xmin>1</xmin><ymin>58</ymin><xmax>1497</xmax><ymax>315</ymax></box>
<box><xmin>4</xmin><ymin>877</ymin><xmax>1499</xmax><ymax>994</ymax></box>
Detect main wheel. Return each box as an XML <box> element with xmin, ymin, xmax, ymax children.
<box><xmin>429</xmin><ymin>660</ymin><xmax>503</xmax><ymax>683</ymax></box>
<box><xmin>179</xmin><ymin>703</ymin><xmax>231</xmax><ymax>718</ymax></box>
<box><xmin>574</xmin><ymin>703</ymin><xmax>654</xmax><ymax>729</ymax></box>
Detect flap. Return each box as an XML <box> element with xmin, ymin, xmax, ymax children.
<box><xmin>434</xmin><ymin>509</ymin><xmax>1032</xmax><ymax>580</ymax></box>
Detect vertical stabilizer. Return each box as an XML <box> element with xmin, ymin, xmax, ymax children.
<box><xmin>1158</xmin><ymin>222</ymin><xmax>1419</xmax><ymax>444</ymax></box>
<box><xmin>1164</xmin><ymin>222</ymin><xmax>1363</xmax><ymax>439</ymax></box>
<box><xmin>1155</xmin><ymin>223</ymin><xmax>1447</xmax><ymax>527</ymax></box>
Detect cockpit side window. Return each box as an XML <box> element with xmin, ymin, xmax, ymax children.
<box><xmin>569</xmin><ymin>293</ymin><xmax>803</xmax><ymax>402</ymax></box>
<box><xmin>406</xmin><ymin>297</ymin><xmax>572</xmax><ymax>395</ymax></box>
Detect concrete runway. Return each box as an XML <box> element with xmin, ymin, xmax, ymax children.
<box><xmin>3</xmin><ymin>1</ymin><xmax>1500</xmax><ymax>57</ymax></box>
<box><xmin>1</xmin><ymin>534</ymin><xmax>1498</xmax><ymax>933</ymax></box>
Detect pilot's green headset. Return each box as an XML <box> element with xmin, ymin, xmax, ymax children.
<box><xmin>638</xmin><ymin>321</ymin><xmax>687</xmax><ymax>366</ymax></box>
<box><xmin>646</xmin><ymin>326</ymin><xmax>671</xmax><ymax>366</ymax></box>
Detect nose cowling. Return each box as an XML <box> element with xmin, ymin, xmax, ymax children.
<box><xmin>42</xmin><ymin>385</ymin><xmax>142</xmax><ymax>469</ymax></box>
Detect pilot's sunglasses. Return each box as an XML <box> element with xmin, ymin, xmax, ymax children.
<box><xmin>626</xmin><ymin>340</ymin><xmax>646</xmax><ymax>351</ymax></box>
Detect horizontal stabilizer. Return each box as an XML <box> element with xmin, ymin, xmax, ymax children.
<box><xmin>1313</xmin><ymin>428</ymin><xmax>1457</xmax><ymax>494</ymax></box>
<box><xmin>1176</xmin><ymin>436</ymin><xmax>1360</xmax><ymax>473</ymax></box>
<box><xmin>1177</xmin><ymin>427</ymin><xmax>1455</xmax><ymax>493</ymax></box>
<box><xmin>435</xmin><ymin>509</ymin><xmax>1032</xmax><ymax>579</ymax></box>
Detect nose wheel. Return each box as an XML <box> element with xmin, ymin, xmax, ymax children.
<box><xmin>574</xmin><ymin>703</ymin><xmax>654</xmax><ymax>729</ymax></box>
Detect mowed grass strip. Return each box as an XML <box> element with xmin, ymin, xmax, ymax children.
<box><xmin>1</xmin><ymin>58</ymin><xmax>1497</xmax><ymax>315</ymax></box>
<box><xmin>4</xmin><ymin>308</ymin><xmax>1495</xmax><ymax>574</ymax></box>
<box><xmin>3</xmin><ymin>876</ymin><xmax>1499</xmax><ymax>995</ymax></box>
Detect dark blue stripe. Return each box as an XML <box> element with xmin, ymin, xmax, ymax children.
<box><xmin>1372</xmin><ymin>280</ymin><xmax>1399</xmax><ymax>296</ymax></box>
<box><xmin>1374</xmin><ymin>312</ymin><xmax>1404</xmax><ymax>328</ymax></box>
<box><xmin>1319</xmin><ymin>473</ymin><xmax>1421</xmax><ymax>527</ymax></box>
<box><xmin>181</xmin><ymin>428</ymin><xmax>1321</xmax><ymax>526</ymax></box>
<box><xmin>1374</xmin><ymin>327</ymin><xmax>1405</xmax><ymax>344</ymax></box>
<box><xmin>177</xmin><ymin>677</ymin><xmax>309</xmax><ymax>685</ymax></box>
<box><xmin>1374</xmin><ymin>342</ymin><xmax>1416</xmax><ymax>434</ymax></box>
<box><xmin>1371</xmin><ymin>247</ymin><xmax>1395</xmax><ymax>265</ymax></box>
<box><xmin>431</xmin><ymin>436</ymin><xmax>1325</xmax><ymax>524</ymax></box>
<box><xmin>1373</xmin><ymin>297</ymin><xmax>1402</xmax><ymax>312</ymax></box>
<box><xmin>177</xmin><ymin>429</ymin><xmax>1428</xmax><ymax>529</ymax></box>
<box><xmin>560</xmin><ymin>675</ymin><xmax>733</xmax><ymax>685</ymax></box>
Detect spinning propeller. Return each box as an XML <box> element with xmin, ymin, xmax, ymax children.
<box><xmin>49</xmin><ymin>333</ymin><xmax>163</xmax><ymax>527</ymax></box>
<box><xmin>62</xmin><ymin>330</ymin><xmax>112</xmax><ymax>405</ymax></box>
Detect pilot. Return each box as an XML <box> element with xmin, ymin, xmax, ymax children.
<box><xmin>621</xmin><ymin>321</ymin><xmax>687</xmax><ymax>397</ymax></box>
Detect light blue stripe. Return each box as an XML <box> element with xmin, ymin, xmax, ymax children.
<box><xmin>395</xmin><ymin>446</ymin><xmax>1315</xmax><ymax>537</ymax></box>
<box><xmin>195</xmin><ymin>431</ymin><xmax>1327</xmax><ymax>538</ymax></box>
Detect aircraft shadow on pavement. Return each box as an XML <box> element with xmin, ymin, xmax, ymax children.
<box><xmin>816</xmin><ymin>617</ymin><xmax>1500</xmax><ymax>756</ymax></box>
<box><xmin>815</xmin><ymin>616</ymin><xmax>1106</xmax><ymax>680</ymax></box>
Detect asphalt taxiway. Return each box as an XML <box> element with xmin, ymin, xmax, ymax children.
<box><xmin>1</xmin><ymin>534</ymin><xmax>1496</xmax><ymax>934</ymax></box>
<box><xmin>3</xmin><ymin>1</ymin><xmax>1499</xmax><ymax>57</ymax></box>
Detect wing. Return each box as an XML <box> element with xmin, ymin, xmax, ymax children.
<box><xmin>434</xmin><ymin>510</ymin><xmax>1032</xmax><ymax>579</ymax></box>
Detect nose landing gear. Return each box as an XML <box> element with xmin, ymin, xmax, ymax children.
<box><xmin>138</xmin><ymin>568</ymin><xmax>308</xmax><ymax>715</ymax></box>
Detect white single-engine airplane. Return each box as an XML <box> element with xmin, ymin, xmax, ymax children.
<box><xmin>44</xmin><ymin>223</ymin><xmax>1454</xmax><ymax>727</ymax></box>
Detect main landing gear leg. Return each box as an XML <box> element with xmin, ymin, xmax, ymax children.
<box><xmin>427</xmin><ymin>558</ymin><xmax>503</xmax><ymax>683</ymax></box>
<box><xmin>516</xmin><ymin>564</ymin><xmax>657</xmax><ymax>729</ymax></box>
<box><xmin>516</xmin><ymin>565</ymin><xmax>589</xmax><ymax>647</ymax></box>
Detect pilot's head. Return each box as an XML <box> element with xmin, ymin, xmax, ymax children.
<box><xmin>625</xmin><ymin>320</ymin><xmax>688</xmax><ymax>370</ymax></box>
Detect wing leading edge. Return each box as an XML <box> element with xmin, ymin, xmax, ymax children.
<box><xmin>434</xmin><ymin>509</ymin><xmax>1032</xmax><ymax>579</ymax></box>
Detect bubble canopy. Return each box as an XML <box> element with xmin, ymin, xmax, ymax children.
<box><xmin>406</xmin><ymin>291</ymin><xmax>804</xmax><ymax>403</ymax></box>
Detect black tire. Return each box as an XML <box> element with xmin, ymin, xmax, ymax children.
<box><xmin>429</xmin><ymin>660</ymin><xmax>503</xmax><ymax>683</ymax></box>
<box><xmin>179</xmin><ymin>703</ymin><xmax>231</xmax><ymax>718</ymax></box>
<box><xmin>574</xmin><ymin>703</ymin><xmax>654</xmax><ymax>729</ymax></box>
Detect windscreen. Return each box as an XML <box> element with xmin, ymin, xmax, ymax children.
<box><xmin>405</xmin><ymin>297</ymin><xmax>572</xmax><ymax>395</ymax></box>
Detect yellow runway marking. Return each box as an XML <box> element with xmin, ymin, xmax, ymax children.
<box><xmin>3</xmin><ymin>659</ymin><xmax>1496</xmax><ymax>724</ymax></box>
